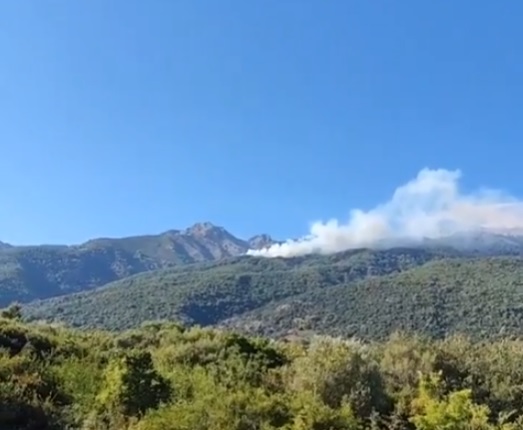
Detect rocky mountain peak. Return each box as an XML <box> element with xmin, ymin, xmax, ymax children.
<box><xmin>184</xmin><ymin>222</ymin><xmax>224</xmax><ymax>237</ymax></box>
<box><xmin>248</xmin><ymin>234</ymin><xmax>276</xmax><ymax>250</ymax></box>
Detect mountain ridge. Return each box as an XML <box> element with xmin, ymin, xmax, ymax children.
<box><xmin>5</xmin><ymin>222</ymin><xmax>523</xmax><ymax>331</ymax></box>
<box><xmin>24</xmin><ymin>247</ymin><xmax>449</xmax><ymax>330</ymax></box>
<box><xmin>4</xmin><ymin>223</ymin><xmax>523</xmax><ymax>255</ymax></box>
<box><xmin>24</xmin><ymin>248</ymin><xmax>523</xmax><ymax>342</ymax></box>
<box><xmin>2</xmin><ymin>222</ymin><xmax>275</xmax><ymax>250</ymax></box>
<box><xmin>0</xmin><ymin>222</ymin><xmax>278</xmax><ymax>306</ymax></box>
<box><xmin>0</xmin><ymin>241</ymin><xmax>12</xmax><ymax>249</ymax></box>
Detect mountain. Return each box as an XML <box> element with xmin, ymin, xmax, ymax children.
<box><xmin>25</xmin><ymin>250</ymin><xmax>523</xmax><ymax>341</ymax></box>
<box><xmin>222</xmin><ymin>256</ymin><xmax>523</xmax><ymax>340</ymax></box>
<box><xmin>23</xmin><ymin>247</ymin><xmax>458</xmax><ymax>330</ymax></box>
<box><xmin>247</xmin><ymin>234</ymin><xmax>275</xmax><ymax>250</ymax></box>
<box><xmin>9</xmin><ymin>225</ymin><xmax>523</xmax><ymax>341</ymax></box>
<box><xmin>0</xmin><ymin>222</ymin><xmax>276</xmax><ymax>306</ymax></box>
<box><xmin>421</xmin><ymin>229</ymin><xmax>523</xmax><ymax>255</ymax></box>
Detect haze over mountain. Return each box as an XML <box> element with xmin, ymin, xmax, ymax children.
<box><xmin>249</xmin><ymin>168</ymin><xmax>523</xmax><ymax>257</ymax></box>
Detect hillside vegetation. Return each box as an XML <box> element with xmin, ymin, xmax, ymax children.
<box><xmin>24</xmin><ymin>248</ymin><xmax>447</xmax><ymax>330</ymax></box>
<box><xmin>223</xmin><ymin>257</ymin><xmax>523</xmax><ymax>340</ymax></box>
<box><xmin>23</xmin><ymin>248</ymin><xmax>523</xmax><ymax>342</ymax></box>
<box><xmin>3</xmin><ymin>313</ymin><xmax>523</xmax><ymax>429</ymax></box>
<box><xmin>0</xmin><ymin>223</ymin><xmax>274</xmax><ymax>306</ymax></box>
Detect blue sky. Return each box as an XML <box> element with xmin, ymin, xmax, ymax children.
<box><xmin>1</xmin><ymin>1</ymin><xmax>522</xmax><ymax>245</ymax></box>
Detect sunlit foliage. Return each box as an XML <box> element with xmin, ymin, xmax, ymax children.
<box><xmin>3</xmin><ymin>316</ymin><xmax>523</xmax><ymax>429</ymax></box>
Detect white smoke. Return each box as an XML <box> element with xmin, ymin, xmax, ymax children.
<box><xmin>248</xmin><ymin>168</ymin><xmax>523</xmax><ymax>258</ymax></box>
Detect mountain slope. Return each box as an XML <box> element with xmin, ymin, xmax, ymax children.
<box><xmin>223</xmin><ymin>257</ymin><xmax>523</xmax><ymax>341</ymax></box>
<box><xmin>0</xmin><ymin>241</ymin><xmax>11</xmax><ymax>249</ymax></box>
<box><xmin>23</xmin><ymin>247</ymin><xmax>452</xmax><ymax>330</ymax></box>
<box><xmin>0</xmin><ymin>223</ymin><xmax>276</xmax><ymax>306</ymax></box>
<box><xmin>24</xmin><ymin>249</ymin><xmax>523</xmax><ymax>341</ymax></box>
<box><xmin>3</xmin><ymin>225</ymin><xmax>523</xmax><ymax>307</ymax></box>
<box><xmin>421</xmin><ymin>230</ymin><xmax>523</xmax><ymax>255</ymax></box>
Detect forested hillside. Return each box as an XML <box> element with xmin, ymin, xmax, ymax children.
<box><xmin>3</xmin><ymin>312</ymin><xmax>523</xmax><ymax>429</ymax></box>
<box><xmin>23</xmin><ymin>246</ymin><xmax>523</xmax><ymax>342</ymax></box>
<box><xmin>23</xmin><ymin>248</ymin><xmax>447</xmax><ymax>330</ymax></box>
<box><xmin>223</xmin><ymin>257</ymin><xmax>523</xmax><ymax>340</ymax></box>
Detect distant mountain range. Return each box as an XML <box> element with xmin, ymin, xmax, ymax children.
<box><xmin>5</xmin><ymin>222</ymin><xmax>523</xmax><ymax>341</ymax></box>
<box><xmin>0</xmin><ymin>222</ymin><xmax>277</xmax><ymax>305</ymax></box>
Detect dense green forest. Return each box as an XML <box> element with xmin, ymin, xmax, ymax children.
<box><xmin>9</xmin><ymin>237</ymin><xmax>523</xmax><ymax>430</ymax></box>
<box><xmin>24</xmin><ymin>250</ymin><xmax>523</xmax><ymax>341</ymax></box>
<box><xmin>3</xmin><ymin>309</ymin><xmax>523</xmax><ymax>429</ymax></box>
<box><xmin>24</xmin><ymin>248</ymin><xmax>447</xmax><ymax>330</ymax></box>
<box><xmin>223</xmin><ymin>257</ymin><xmax>523</xmax><ymax>340</ymax></box>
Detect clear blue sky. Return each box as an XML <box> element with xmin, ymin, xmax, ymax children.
<box><xmin>1</xmin><ymin>1</ymin><xmax>522</xmax><ymax>245</ymax></box>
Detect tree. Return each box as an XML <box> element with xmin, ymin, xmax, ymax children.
<box><xmin>411</xmin><ymin>372</ymin><xmax>492</xmax><ymax>430</ymax></box>
<box><xmin>96</xmin><ymin>351</ymin><xmax>172</xmax><ymax>420</ymax></box>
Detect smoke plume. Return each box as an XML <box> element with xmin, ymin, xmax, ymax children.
<box><xmin>248</xmin><ymin>168</ymin><xmax>523</xmax><ymax>258</ymax></box>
